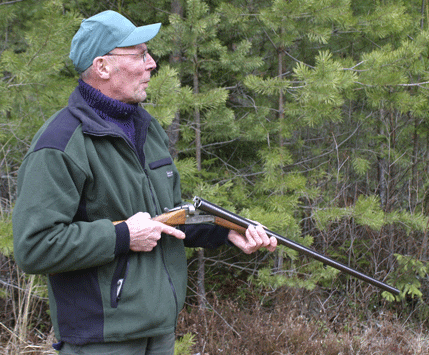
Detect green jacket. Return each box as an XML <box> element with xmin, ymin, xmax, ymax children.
<box><xmin>13</xmin><ymin>87</ymin><xmax>228</xmax><ymax>346</ymax></box>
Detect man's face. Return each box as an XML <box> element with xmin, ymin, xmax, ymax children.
<box><xmin>106</xmin><ymin>44</ymin><xmax>156</xmax><ymax>104</ymax></box>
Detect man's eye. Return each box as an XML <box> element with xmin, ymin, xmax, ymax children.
<box><xmin>142</xmin><ymin>51</ymin><xmax>148</xmax><ymax>62</ymax></box>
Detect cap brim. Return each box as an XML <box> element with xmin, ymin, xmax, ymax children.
<box><xmin>118</xmin><ymin>23</ymin><xmax>161</xmax><ymax>47</ymax></box>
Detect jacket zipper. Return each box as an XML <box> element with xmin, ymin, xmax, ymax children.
<box><xmin>142</xmin><ymin>166</ymin><xmax>179</xmax><ymax>318</ymax></box>
<box><xmin>111</xmin><ymin>255</ymin><xmax>129</xmax><ymax>308</ymax></box>
<box><xmin>89</xmin><ymin>122</ymin><xmax>180</xmax><ymax>317</ymax></box>
<box><xmin>123</xmin><ymin>139</ymin><xmax>180</xmax><ymax>318</ymax></box>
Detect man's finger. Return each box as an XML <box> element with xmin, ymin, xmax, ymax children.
<box><xmin>160</xmin><ymin>224</ymin><xmax>185</xmax><ymax>240</ymax></box>
<box><xmin>254</xmin><ymin>225</ymin><xmax>271</xmax><ymax>246</ymax></box>
<box><xmin>247</xmin><ymin>225</ymin><xmax>261</xmax><ymax>246</ymax></box>
<box><xmin>267</xmin><ymin>236</ymin><xmax>277</xmax><ymax>252</ymax></box>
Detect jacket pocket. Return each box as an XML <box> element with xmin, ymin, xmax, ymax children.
<box><xmin>147</xmin><ymin>157</ymin><xmax>176</xmax><ymax>207</ymax></box>
<box><xmin>148</xmin><ymin>157</ymin><xmax>173</xmax><ymax>170</ymax></box>
<box><xmin>110</xmin><ymin>254</ymin><xmax>129</xmax><ymax>308</ymax></box>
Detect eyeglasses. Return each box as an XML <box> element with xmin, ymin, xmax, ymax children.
<box><xmin>105</xmin><ymin>50</ymin><xmax>149</xmax><ymax>63</ymax></box>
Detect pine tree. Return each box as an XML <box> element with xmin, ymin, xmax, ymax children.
<box><xmin>150</xmin><ymin>0</ymin><xmax>268</xmax><ymax>308</ymax></box>
<box><xmin>0</xmin><ymin>0</ymin><xmax>80</xmax><ymax>251</ymax></box>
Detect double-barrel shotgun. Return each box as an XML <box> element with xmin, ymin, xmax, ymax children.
<box><xmin>117</xmin><ymin>196</ymin><xmax>400</xmax><ymax>296</ymax></box>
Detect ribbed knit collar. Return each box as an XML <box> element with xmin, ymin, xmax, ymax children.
<box><xmin>78</xmin><ymin>79</ymin><xmax>138</xmax><ymax>119</ymax></box>
<box><xmin>78</xmin><ymin>79</ymin><xmax>138</xmax><ymax>148</ymax></box>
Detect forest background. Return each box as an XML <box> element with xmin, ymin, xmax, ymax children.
<box><xmin>2</xmin><ymin>0</ymin><xmax>429</xmax><ymax>354</ymax></box>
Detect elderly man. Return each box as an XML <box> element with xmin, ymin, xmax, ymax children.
<box><xmin>12</xmin><ymin>10</ymin><xmax>276</xmax><ymax>355</ymax></box>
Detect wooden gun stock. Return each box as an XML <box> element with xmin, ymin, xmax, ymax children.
<box><xmin>152</xmin><ymin>209</ymin><xmax>187</xmax><ymax>225</ymax></box>
<box><xmin>113</xmin><ymin>209</ymin><xmax>247</xmax><ymax>234</ymax></box>
<box><xmin>113</xmin><ymin>209</ymin><xmax>187</xmax><ymax>226</ymax></box>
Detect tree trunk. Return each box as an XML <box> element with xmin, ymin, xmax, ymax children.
<box><xmin>378</xmin><ymin>109</ymin><xmax>387</xmax><ymax>210</ymax></box>
<box><xmin>411</xmin><ymin>115</ymin><xmax>418</xmax><ymax>212</ymax></box>
<box><xmin>166</xmin><ymin>0</ymin><xmax>184</xmax><ymax>159</ymax></box>
<box><xmin>194</xmin><ymin>69</ymin><xmax>202</xmax><ymax>172</ymax></box>
<box><xmin>193</xmin><ymin>61</ymin><xmax>206</xmax><ymax>309</ymax></box>
<box><xmin>274</xmin><ymin>48</ymin><xmax>285</xmax><ymax>273</ymax></box>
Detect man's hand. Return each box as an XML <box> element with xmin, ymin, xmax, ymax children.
<box><xmin>125</xmin><ymin>212</ymin><xmax>186</xmax><ymax>252</ymax></box>
<box><xmin>228</xmin><ymin>224</ymin><xmax>277</xmax><ymax>254</ymax></box>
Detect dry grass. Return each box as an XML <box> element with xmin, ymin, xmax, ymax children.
<box><xmin>1</xmin><ymin>329</ymin><xmax>56</xmax><ymax>355</ymax></box>
<box><xmin>2</xmin><ymin>255</ymin><xmax>429</xmax><ymax>354</ymax></box>
<box><xmin>176</xmin><ymin>287</ymin><xmax>429</xmax><ymax>355</ymax></box>
<box><xmin>1</xmin><ymin>257</ymin><xmax>54</xmax><ymax>355</ymax></box>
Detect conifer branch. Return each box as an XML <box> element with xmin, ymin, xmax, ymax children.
<box><xmin>395</xmin><ymin>81</ymin><xmax>429</xmax><ymax>87</ymax></box>
<box><xmin>354</xmin><ymin>81</ymin><xmax>429</xmax><ymax>88</ymax></box>
<box><xmin>261</xmin><ymin>28</ymin><xmax>315</xmax><ymax>69</ymax></box>
<box><xmin>0</xmin><ymin>0</ymin><xmax>23</xmax><ymax>5</ymax></box>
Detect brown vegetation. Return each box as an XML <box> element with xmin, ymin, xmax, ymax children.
<box><xmin>177</xmin><ymin>287</ymin><xmax>429</xmax><ymax>355</ymax></box>
<box><xmin>1</xmin><ymin>252</ymin><xmax>429</xmax><ymax>355</ymax></box>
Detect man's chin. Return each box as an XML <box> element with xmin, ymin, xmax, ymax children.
<box><xmin>128</xmin><ymin>93</ymin><xmax>146</xmax><ymax>104</ymax></box>
<box><xmin>137</xmin><ymin>92</ymin><xmax>147</xmax><ymax>103</ymax></box>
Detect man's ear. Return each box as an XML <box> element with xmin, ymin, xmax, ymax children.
<box><xmin>92</xmin><ymin>56</ymin><xmax>111</xmax><ymax>79</ymax></box>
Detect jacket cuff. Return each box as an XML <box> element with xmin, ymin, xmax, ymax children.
<box><xmin>182</xmin><ymin>224</ymin><xmax>231</xmax><ymax>249</ymax></box>
<box><xmin>114</xmin><ymin>222</ymin><xmax>130</xmax><ymax>255</ymax></box>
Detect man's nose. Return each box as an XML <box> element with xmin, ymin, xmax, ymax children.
<box><xmin>145</xmin><ymin>53</ymin><xmax>156</xmax><ymax>71</ymax></box>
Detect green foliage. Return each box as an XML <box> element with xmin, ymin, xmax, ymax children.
<box><xmin>292</xmin><ymin>51</ymin><xmax>357</xmax><ymax>126</ymax></box>
<box><xmin>192</xmin><ymin>181</ymin><xmax>237</xmax><ymax>210</ymax></box>
<box><xmin>0</xmin><ymin>215</ymin><xmax>13</xmax><ymax>256</ymax></box>
<box><xmin>219</xmin><ymin>40</ymin><xmax>263</xmax><ymax>72</ymax></box>
<box><xmin>314</xmin><ymin>195</ymin><xmax>385</xmax><ymax>231</ymax></box>
<box><xmin>353</xmin><ymin>195</ymin><xmax>384</xmax><ymax>231</ymax></box>
<box><xmin>352</xmin><ymin>157</ymin><xmax>371</xmax><ymax>176</ymax></box>
<box><xmin>386</xmin><ymin>211</ymin><xmax>429</xmax><ymax>236</ymax></box>
<box><xmin>314</xmin><ymin>194</ymin><xmax>429</xmax><ymax>236</ymax></box>
<box><xmin>362</xmin><ymin>3</ymin><xmax>413</xmax><ymax>39</ymax></box>
<box><xmin>252</xmin><ymin>258</ymin><xmax>340</xmax><ymax>291</ymax></box>
<box><xmin>384</xmin><ymin>254</ymin><xmax>429</xmax><ymax>302</ymax></box>
<box><xmin>145</xmin><ymin>65</ymin><xmax>189</xmax><ymax>126</ymax></box>
<box><xmin>0</xmin><ymin>0</ymin><xmax>81</xmax><ymax>169</ymax></box>
<box><xmin>203</xmin><ymin>105</ymin><xmax>238</xmax><ymax>141</ymax></box>
<box><xmin>4</xmin><ymin>1</ymin><xmax>429</xmax><ymax>337</ymax></box>
<box><xmin>259</xmin><ymin>0</ymin><xmax>354</xmax><ymax>47</ymax></box>
<box><xmin>175</xmin><ymin>158</ymin><xmax>202</xmax><ymax>196</ymax></box>
<box><xmin>192</xmin><ymin>88</ymin><xmax>229</xmax><ymax>112</ymax></box>
<box><xmin>174</xmin><ymin>333</ymin><xmax>196</xmax><ymax>355</ymax></box>
<box><xmin>244</xmin><ymin>75</ymin><xmax>291</xmax><ymax>96</ymax></box>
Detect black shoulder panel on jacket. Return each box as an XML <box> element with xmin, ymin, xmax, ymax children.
<box><xmin>34</xmin><ymin>109</ymin><xmax>81</xmax><ymax>152</ymax></box>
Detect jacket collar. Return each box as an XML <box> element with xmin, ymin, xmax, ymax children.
<box><xmin>67</xmin><ymin>86</ymin><xmax>151</xmax><ymax>140</ymax></box>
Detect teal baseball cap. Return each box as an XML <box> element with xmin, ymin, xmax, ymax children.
<box><xmin>70</xmin><ymin>10</ymin><xmax>161</xmax><ymax>73</ymax></box>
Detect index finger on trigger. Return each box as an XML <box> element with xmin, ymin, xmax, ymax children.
<box><xmin>163</xmin><ymin>225</ymin><xmax>186</xmax><ymax>239</ymax></box>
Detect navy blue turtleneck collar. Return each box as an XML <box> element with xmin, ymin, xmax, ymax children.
<box><xmin>78</xmin><ymin>79</ymin><xmax>138</xmax><ymax>147</ymax></box>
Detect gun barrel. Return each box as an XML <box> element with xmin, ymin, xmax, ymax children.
<box><xmin>193</xmin><ymin>196</ymin><xmax>399</xmax><ymax>296</ymax></box>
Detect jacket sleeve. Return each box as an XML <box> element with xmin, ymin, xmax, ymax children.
<box><xmin>12</xmin><ymin>148</ymin><xmax>129</xmax><ymax>275</ymax></box>
<box><xmin>181</xmin><ymin>224</ymin><xmax>231</xmax><ymax>249</ymax></box>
